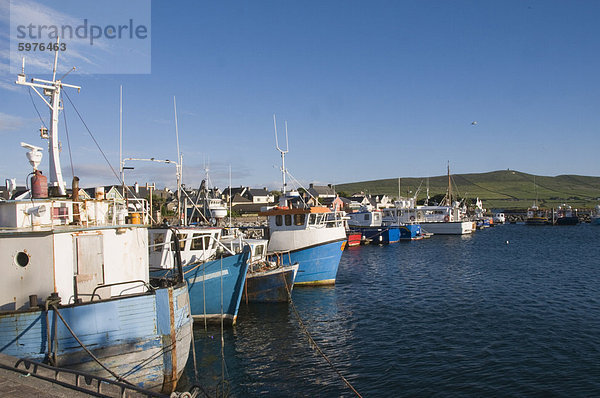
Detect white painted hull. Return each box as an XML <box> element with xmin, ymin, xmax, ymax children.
<box><xmin>267</xmin><ymin>226</ymin><xmax>346</xmax><ymax>253</ymax></box>
<box><xmin>420</xmin><ymin>221</ymin><xmax>474</xmax><ymax>235</ymax></box>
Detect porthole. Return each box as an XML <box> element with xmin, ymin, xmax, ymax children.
<box><xmin>15</xmin><ymin>251</ymin><xmax>30</xmax><ymax>267</ymax></box>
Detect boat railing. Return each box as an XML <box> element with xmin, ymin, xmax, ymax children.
<box><xmin>90</xmin><ymin>280</ymin><xmax>153</xmax><ymax>301</ymax></box>
<box><xmin>11</xmin><ymin>357</ymin><xmax>165</xmax><ymax>398</ymax></box>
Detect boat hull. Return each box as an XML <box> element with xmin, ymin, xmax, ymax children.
<box><xmin>346</xmin><ymin>232</ymin><xmax>362</xmax><ymax>247</ymax></box>
<box><xmin>284</xmin><ymin>240</ymin><xmax>345</xmax><ymax>285</ymax></box>
<box><xmin>420</xmin><ymin>221</ymin><xmax>474</xmax><ymax>235</ymax></box>
<box><xmin>592</xmin><ymin>216</ymin><xmax>600</xmax><ymax>226</ymax></box>
<box><xmin>0</xmin><ymin>284</ymin><xmax>192</xmax><ymax>394</ymax></box>
<box><xmin>555</xmin><ymin>217</ymin><xmax>579</xmax><ymax>225</ymax></box>
<box><xmin>355</xmin><ymin>227</ymin><xmax>400</xmax><ymax>244</ymax></box>
<box><xmin>153</xmin><ymin>250</ymin><xmax>250</xmax><ymax>325</ymax></box>
<box><xmin>399</xmin><ymin>224</ymin><xmax>422</xmax><ymax>240</ymax></box>
<box><xmin>243</xmin><ymin>264</ymin><xmax>298</xmax><ymax>303</ymax></box>
<box><xmin>526</xmin><ymin>217</ymin><xmax>549</xmax><ymax>225</ymax></box>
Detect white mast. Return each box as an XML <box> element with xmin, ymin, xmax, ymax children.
<box><xmin>119</xmin><ymin>85</ymin><xmax>123</xmax><ymax>183</ymax></box>
<box><xmin>273</xmin><ymin>114</ymin><xmax>289</xmax><ymax>196</ymax></box>
<box><xmin>16</xmin><ymin>37</ymin><xmax>80</xmax><ymax>196</ymax></box>
<box><xmin>228</xmin><ymin>164</ymin><xmax>232</xmax><ymax>229</ymax></box>
<box><xmin>173</xmin><ymin>96</ymin><xmax>182</xmax><ymax>224</ymax></box>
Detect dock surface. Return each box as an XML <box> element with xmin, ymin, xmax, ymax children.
<box><xmin>0</xmin><ymin>354</ymin><xmax>91</xmax><ymax>398</ymax></box>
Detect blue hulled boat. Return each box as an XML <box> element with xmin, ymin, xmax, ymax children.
<box><xmin>347</xmin><ymin>207</ymin><xmax>401</xmax><ymax>244</ymax></box>
<box><xmin>0</xmin><ymin>54</ymin><xmax>192</xmax><ymax>394</ymax></box>
<box><xmin>149</xmin><ymin>227</ymin><xmax>250</xmax><ymax>324</ymax></box>
<box><xmin>259</xmin><ymin>206</ymin><xmax>347</xmax><ymax>285</ymax></box>
<box><xmin>258</xmin><ymin>117</ymin><xmax>347</xmax><ymax>285</ymax></box>
<box><xmin>399</xmin><ymin>224</ymin><xmax>423</xmax><ymax>240</ymax></box>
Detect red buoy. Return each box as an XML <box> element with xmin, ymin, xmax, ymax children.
<box><xmin>31</xmin><ymin>170</ymin><xmax>48</xmax><ymax>199</ymax></box>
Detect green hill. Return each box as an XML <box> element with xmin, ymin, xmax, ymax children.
<box><xmin>335</xmin><ymin>170</ymin><xmax>600</xmax><ymax>210</ymax></box>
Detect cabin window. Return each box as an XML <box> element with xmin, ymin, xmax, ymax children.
<box><xmin>191</xmin><ymin>234</ymin><xmax>207</xmax><ymax>250</ymax></box>
<box><xmin>285</xmin><ymin>214</ymin><xmax>292</xmax><ymax>226</ymax></box>
<box><xmin>15</xmin><ymin>251</ymin><xmax>29</xmax><ymax>267</ymax></box>
<box><xmin>309</xmin><ymin>214</ymin><xmax>317</xmax><ymax>225</ymax></box>
<box><xmin>255</xmin><ymin>245</ymin><xmax>264</xmax><ymax>257</ymax></box>
<box><xmin>364</xmin><ymin>214</ymin><xmax>370</xmax><ymax>221</ymax></box>
<box><xmin>294</xmin><ymin>214</ymin><xmax>306</xmax><ymax>226</ymax></box>
<box><xmin>276</xmin><ymin>215</ymin><xmax>283</xmax><ymax>226</ymax></box>
<box><xmin>171</xmin><ymin>234</ymin><xmax>187</xmax><ymax>251</ymax></box>
<box><xmin>152</xmin><ymin>234</ymin><xmax>165</xmax><ymax>252</ymax></box>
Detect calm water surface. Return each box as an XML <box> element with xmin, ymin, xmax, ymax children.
<box><xmin>183</xmin><ymin>224</ymin><xmax>600</xmax><ymax>397</ymax></box>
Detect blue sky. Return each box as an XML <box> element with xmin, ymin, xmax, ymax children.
<box><xmin>1</xmin><ymin>0</ymin><xmax>599</xmax><ymax>191</ymax></box>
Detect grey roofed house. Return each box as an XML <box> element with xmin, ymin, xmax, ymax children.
<box><xmin>247</xmin><ymin>188</ymin><xmax>275</xmax><ymax>204</ymax></box>
<box><xmin>231</xmin><ymin>193</ymin><xmax>251</xmax><ymax>204</ymax></box>
<box><xmin>307</xmin><ymin>183</ymin><xmax>336</xmax><ymax>198</ymax></box>
<box><xmin>222</xmin><ymin>186</ymin><xmax>248</xmax><ymax>201</ymax></box>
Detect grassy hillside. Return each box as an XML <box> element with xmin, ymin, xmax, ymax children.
<box><xmin>335</xmin><ymin>170</ymin><xmax>600</xmax><ymax>210</ymax></box>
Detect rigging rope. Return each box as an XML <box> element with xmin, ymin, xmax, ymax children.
<box><xmin>28</xmin><ymin>87</ymin><xmax>47</xmax><ymax>129</ymax></box>
<box><xmin>62</xmin><ymin>90</ymin><xmax>121</xmax><ymax>183</ymax></box>
<box><xmin>62</xmin><ymin>104</ymin><xmax>75</xmax><ymax>178</ymax></box>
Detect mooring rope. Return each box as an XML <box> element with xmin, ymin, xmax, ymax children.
<box><xmin>281</xmin><ymin>269</ymin><xmax>363</xmax><ymax>398</ymax></box>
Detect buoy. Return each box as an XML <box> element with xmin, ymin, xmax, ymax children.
<box><xmin>506</xmin><ymin>240</ymin><xmax>509</xmax><ymax>245</ymax></box>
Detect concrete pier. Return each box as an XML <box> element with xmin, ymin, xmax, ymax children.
<box><xmin>0</xmin><ymin>354</ymin><xmax>91</xmax><ymax>398</ymax></box>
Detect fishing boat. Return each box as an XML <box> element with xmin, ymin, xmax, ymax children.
<box><xmin>473</xmin><ymin>198</ymin><xmax>494</xmax><ymax>229</ymax></box>
<box><xmin>493</xmin><ymin>212</ymin><xmax>506</xmax><ymax>224</ymax></box>
<box><xmin>348</xmin><ymin>206</ymin><xmax>401</xmax><ymax>243</ymax></box>
<box><xmin>554</xmin><ymin>205</ymin><xmax>579</xmax><ymax>225</ymax></box>
<box><xmin>258</xmin><ymin>117</ymin><xmax>346</xmax><ymax>285</ymax></box>
<box><xmin>229</xmin><ymin>239</ymin><xmax>298</xmax><ymax>303</ymax></box>
<box><xmin>526</xmin><ymin>205</ymin><xmax>549</xmax><ymax>225</ymax></box>
<box><xmin>381</xmin><ymin>207</ymin><xmax>424</xmax><ymax>240</ymax></box>
<box><xmin>0</xmin><ymin>53</ymin><xmax>192</xmax><ymax>393</ymax></box>
<box><xmin>591</xmin><ymin>205</ymin><xmax>600</xmax><ymax>225</ymax></box>
<box><xmin>149</xmin><ymin>226</ymin><xmax>249</xmax><ymax>325</ymax></box>
<box><xmin>186</xmin><ymin>164</ymin><xmax>228</xmax><ymax>224</ymax></box>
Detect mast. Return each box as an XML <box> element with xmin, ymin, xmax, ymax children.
<box><xmin>273</xmin><ymin>114</ymin><xmax>289</xmax><ymax>196</ymax></box>
<box><xmin>119</xmin><ymin>85</ymin><xmax>123</xmax><ymax>183</ymax></box>
<box><xmin>173</xmin><ymin>97</ymin><xmax>182</xmax><ymax>225</ymax></box>
<box><xmin>16</xmin><ymin>37</ymin><xmax>80</xmax><ymax>196</ymax></box>
<box><xmin>228</xmin><ymin>164</ymin><xmax>232</xmax><ymax>229</ymax></box>
<box><xmin>447</xmin><ymin>161</ymin><xmax>452</xmax><ymax>206</ymax></box>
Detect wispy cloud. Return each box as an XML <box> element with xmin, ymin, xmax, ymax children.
<box><xmin>6</xmin><ymin>0</ymin><xmax>149</xmax><ymax>75</ymax></box>
<box><xmin>0</xmin><ymin>113</ymin><xmax>31</xmax><ymax>132</ymax></box>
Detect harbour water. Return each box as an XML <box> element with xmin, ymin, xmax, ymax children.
<box><xmin>183</xmin><ymin>224</ymin><xmax>600</xmax><ymax>396</ymax></box>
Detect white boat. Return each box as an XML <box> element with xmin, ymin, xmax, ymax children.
<box><xmin>258</xmin><ymin>116</ymin><xmax>346</xmax><ymax>285</ymax></box>
<box><xmin>590</xmin><ymin>205</ymin><xmax>600</xmax><ymax>225</ymax></box>
<box><xmin>493</xmin><ymin>213</ymin><xmax>506</xmax><ymax>224</ymax></box>
<box><xmin>1</xmin><ymin>52</ymin><xmax>192</xmax><ymax>393</ymax></box>
<box><xmin>383</xmin><ymin>198</ymin><xmax>473</xmax><ymax>235</ymax></box>
<box><xmin>347</xmin><ymin>206</ymin><xmax>383</xmax><ymax>227</ymax></box>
